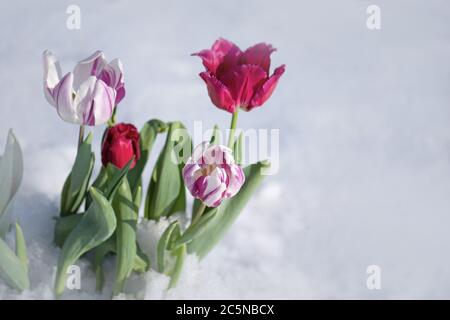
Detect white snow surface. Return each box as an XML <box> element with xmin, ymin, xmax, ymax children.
<box><xmin>1</xmin><ymin>0</ymin><xmax>450</xmax><ymax>299</ymax></box>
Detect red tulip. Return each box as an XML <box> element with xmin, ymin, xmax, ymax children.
<box><xmin>193</xmin><ymin>38</ymin><xmax>285</xmax><ymax>113</ymax></box>
<box><xmin>101</xmin><ymin>123</ymin><xmax>140</xmax><ymax>169</ymax></box>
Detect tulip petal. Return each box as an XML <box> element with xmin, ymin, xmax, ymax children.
<box><xmin>43</xmin><ymin>50</ymin><xmax>62</xmax><ymax>106</ymax></box>
<box><xmin>53</xmin><ymin>72</ymin><xmax>80</xmax><ymax>124</ymax></box>
<box><xmin>182</xmin><ymin>163</ymin><xmax>201</xmax><ymax>195</ymax></box>
<box><xmin>203</xmin><ymin>144</ymin><xmax>233</xmax><ymax>166</ymax></box>
<box><xmin>199</xmin><ymin>169</ymin><xmax>227</xmax><ymax>207</ymax></box>
<box><xmin>73</xmin><ymin>50</ymin><xmax>107</xmax><ymax>90</ymax></box>
<box><xmin>191</xmin><ymin>141</ymin><xmax>209</xmax><ymax>163</ymax></box>
<box><xmin>215</xmin><ymin>45</ymin><xmax>242</xmax><ymax>79</ymax></box>
<box><xmin>221</xmin><ymin>65</ymin><xmax>267</xmax><ymax>108</ymax></box>
<box><xmin>193</xmin><ymin>38</ymin><xmax>241</xmax><ymax>75</ymax></box>
<box><xmin>100</xmin><ymin>59</ymin><xmax>126</xmax><ymax>105</ymax></box>
<box><xmin>91</xmin><ymin>80</ymin><xmax>115</xmax><ymax>125</ymax></box>
<box><xmin>247</xmin><ymin>64</ymin><xmax>285</xmax><ymax>111</ymax></box>
<box><xmin>200</xmin><ymin>72</ymin><xmax>237</xmax><ymax>113</ymax></box>
<box><xmin>240</xmin><ymin>43</ymin><xmax>276</xmax><ymax>73</ymax></box>
<box><xmin>73</xmin><ymin>76</ymin><xmax>96</xmax><ymax>125</ymax></box>
<box><xmin>223</xmin><ymin>164</ymin><xmax>245</xmax><ymax>198</ymax></box>
<box><xmin>74</xmin><ymin>77</ymin><xmax>115</xmax><ymax>126</ymax></box>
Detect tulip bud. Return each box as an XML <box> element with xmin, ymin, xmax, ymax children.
<box><xmin>182</xmin><ymin>142</ymin><xmax>245</xmax><ymax>207</ymax></box>
<box><xmin>101</xmin><ymin>123</ymin><xmax>140</xmax><ymax>169</ymax></box>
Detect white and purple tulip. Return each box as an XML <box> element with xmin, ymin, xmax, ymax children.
<box><xmin>43</xmin><ymin>50</ymin><xmax>125</xmax><ymax>126</ymax></box>
<box><xmin>183</xmin><ymin>142</ymin><xmax>245</xmax><ymax>208</ymax></box>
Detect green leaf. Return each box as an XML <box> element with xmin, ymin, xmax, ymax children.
<box><xmin>128</xmin><ymin>119</ymin><xmax>167</xmax><ymax>199</ymax></box>
<box><xmin>112</xmin><ymin>177</ymin><xmax>138</xmax><ymax>296</ymax></box>
<box><xmin>133</xmin><ymin>185</ymin><xmax>142</xmax><ymax>211</ymax></box>
<box><xmin>53</xmin><ymin>214</ymin><xmax>83</xmax><ymax>248</ymax></box>
<box><xmin>60</xmin><ymin>133</ymin><xmax>94</xmax><ymax>216</ymax></box>
<box><xmin>0</xmin><ymin>226</ymin><xmax>29</xmax><ymax>291</ymax></box>
<box><xmin>209</xmin><ymin>124</ymin><xmax>222</xmax><ymax>145</ymax></box>
<box><xmin>0</xmin><ymin>130</ymin><xmax>23</xmax><ymax>238</ymax></box>
<box><xmin>93</xmin><ymin>236</ymin><xmax>115</xmax><ymax>292</ymax></box>
<box><xmin>104</xmin><ymin>161</ymin><xmax>133</xmax><ymax>201</ymax></box>
<box><xmin>157</xmin><ymin>221</ymin><xmax>180</xmax><ymax>273</ymax></box>
<box><xmin>145</xmin><ymin>122</ymin><xmax>191</xmax><ymax>220</ymax></box>
<box><xmin>93</xmin><ymin>237</ymin><xmax>150</xmax><ymax>293</ymax></box>
<box><xmin>134</xmin><ymin>243</ymin><xmax>150</xmax><ymax>273</ymax></box>
<box><xmin>233</xmin><ymin>132</ymin><xmax>243</xmax><ymax>165</ymax></box>
<box><xmin>85</xmin><ymin>167</ymin><xmax>108</xmax><ymax>211</ymax></box>
<box><xmin>14</xmin><ymin>223</ymin><xmax>27</xmax><ymax>272</ymax></box>
<box><xmin>169</xmin><ymin>244</ymin><xmax>186</xmax><ymax>288</ymax></box>
<box><xmin>54</xmin><ymin>187</ymin><xmax>117</xmax><ymax>298</ymax></box>
<box><xmin>174</xmin><ymin>209</ymin><xmax>218</xmax><ymax>248</ymax></box>
<box><xmin>187</xmin><ymin>161</ymin><xmax>270</xmax><ymax>259</ymax></box>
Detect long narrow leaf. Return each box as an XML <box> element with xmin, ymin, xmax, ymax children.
<box><xmin>128</xmin><ymin>119</ymin><xmax>166</xmax><ymax>198</ymax></box>
<box><xmin>0</xmin><ymin>130</ymin><xmax>23</xmax><ymax>237</ymax></box>
<box><xmin>145</xmin><ymin>122</ymin><xmax>191</xmax><ymax>220</ymax></box>
<box><xmin>60</xmin><ymin>133</ymin><xmax>94</xmax><ymax>216</ymax></box>
<box><xmin>174</xmin><ymin>209</ymin><xmax>217</xmax><ymax>248</ymax></box>
<box><xmin>14</xmin><ymin>223</ymin><xmax>27</xmax><ymax>272</ymax></box>
<box><xmin>113</xmin><ymin>177</ymin><xmax>138</xmax><ymax>296</ymax></box>
<box><xmin>157</xmin><ymin>221</ymin><xmax>180</xmax><ymax>273</ymax></box>
<box><xmin>0</xmin><ymin>234</ymin><xmax>29</xmax><ymax>291</ymax></box>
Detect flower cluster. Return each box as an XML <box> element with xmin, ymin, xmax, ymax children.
<box><xmin>40</xmin><ymin>38</ymin><xmax>284</xmax><ymax>299</ymax></box>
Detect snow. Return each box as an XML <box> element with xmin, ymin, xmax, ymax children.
<box><xmin>1</xmin><ymin>0</ymin><xmax>450</xmax><ymax>299</ymax></box>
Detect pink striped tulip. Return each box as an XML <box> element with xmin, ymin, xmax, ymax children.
<box><xmin>183</xmin><ymin>143</ymin><xmax>245</xmax><ymax>207</ymax></box>
<box><xmin>43</xmin><ymin>50</ymin><xmax>125</xmax><ymax>126</ymax></box>
<box><xmin>193</xmin><ymin>38</ymin><xmax>285</xmax><ymax>113</ymax></box>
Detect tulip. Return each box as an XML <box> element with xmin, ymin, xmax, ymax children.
<box><xmin>43</xmin><ymin>50</ymin><xmax>125</xmax><ymax>126</ymax></box>
<box><xmin>183</xmin><ymin>142</ymin><xmax>245</xmax><ymax>208</ymax></box>
<box><xmin>101</xmin><ymin>123</ymin><xmax>140</xmax><ymax>169</ymax></box>
<box><xmin>193</xmin><ymin>38</ymin><xmax>285</xmax><ymax>113</ymax></box>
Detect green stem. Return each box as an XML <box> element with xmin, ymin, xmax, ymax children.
<box><xmin>191</xmin><ymin>202</ymin><xmax>207</xmax><ymax>226</ymax></box>
<box><xmin>169</xmin><ymin>244</ymin><xmax>186</xmax><ymax>288</ymax></box>
<box><xmin>78</xmin><ymin>125</ymin><xmax>85</xmax><ymax>148</ymax></box>
<box><xmin>107</xmin><ymin>106</ymin><xmax>118</xmax><ymax>127</ymax></box>
<box><xmin>227</xmin><ymin>110</ymin><xmax>239</xmax><ymax>149</ymax></box>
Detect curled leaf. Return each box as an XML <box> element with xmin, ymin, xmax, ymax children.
<box><xmin>54</xmin><ymin>187</ymin><xmax>117</xmax><ymax>298</ymax></box>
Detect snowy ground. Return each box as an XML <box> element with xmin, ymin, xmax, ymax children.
<box><xmin>1</xmin><ymin>0</ymin><xmax>450</xmax><ymax>299</ymax></box>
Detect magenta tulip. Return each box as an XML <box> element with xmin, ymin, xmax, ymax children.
<box><xmin>193</xmin><ymin>38</ymin><xmax>285</xmax><ymax>113</ymax></box>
